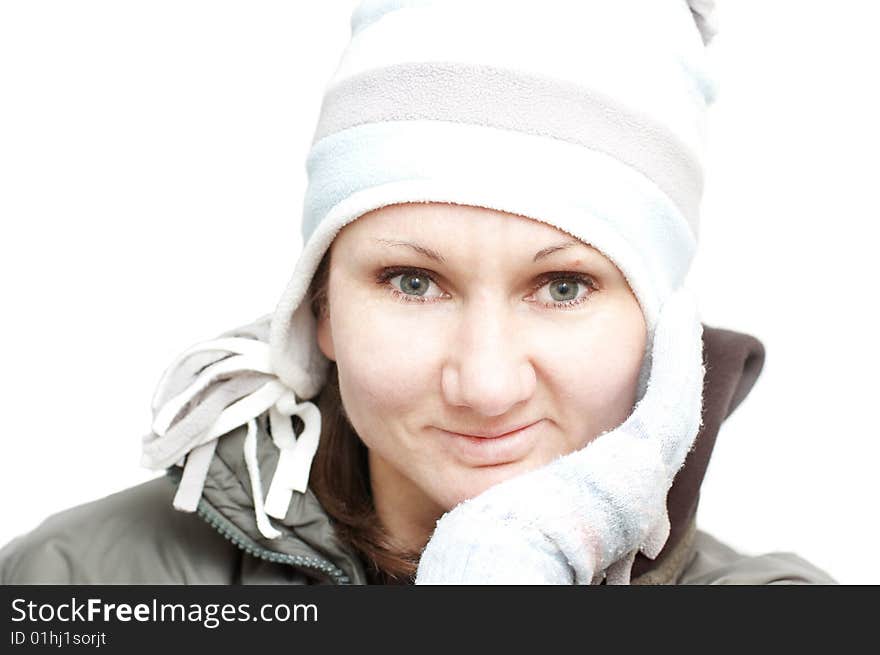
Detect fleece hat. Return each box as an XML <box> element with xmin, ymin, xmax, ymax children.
<box><xmin>142</xmin><ymin>0</ymin><xmax>719</xmax><ymax>539</ymax></box>
<box><xmin>271</xmin><ymin>0</ymin><xmax>718</xmax><ymax>401</ymax></box>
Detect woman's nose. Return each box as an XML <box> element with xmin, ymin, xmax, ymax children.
<box><xmin>440</xmin><ymin>303</ymin><xmax>537</xmax><ymax>417</ymax></box>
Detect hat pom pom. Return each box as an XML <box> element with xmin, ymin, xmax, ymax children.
<box><xmin>688</xmin><ymin>0</ymin><xmax>719</xmax><ymax>45</ymax></box>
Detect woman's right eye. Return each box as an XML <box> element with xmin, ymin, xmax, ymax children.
<box><xmin>381</xmin><ymin>268</ymin><xmax>447</xmax><ymax>303</ymax></box>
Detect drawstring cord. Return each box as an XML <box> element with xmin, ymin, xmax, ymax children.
<box><xmin>143</xmin><ymin>336</ymin><xmax>320</xmax><ymax>539</ymax></box>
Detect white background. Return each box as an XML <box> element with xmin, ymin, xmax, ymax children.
<box><xmin>1</xmin><ymin>1</ymin><xmax>877</xmax><ymax>584</ymax></box>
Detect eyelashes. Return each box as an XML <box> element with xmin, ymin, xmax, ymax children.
<box><xmin>379</xmin><ymin>267</ymin><xmax>447</xmax><ymax>304</ymax></box>
<box><xmin>531</xmin><ymin>271</ymin><xmax>599</xmax><ymax>309</ymax></box>
<box><xmin>375</xmin><ymin>266</ymin><xmax>598</xmax><ymax>310</ymax></box>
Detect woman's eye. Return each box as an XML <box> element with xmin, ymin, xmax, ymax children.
<box><xmin>533</xmin><ymin>275</ymin><xmax>596</xmax><ymax>308</ymax></box>
<box><xmin>385</xmin><ymin>270</ymin><xmax>446</xmax><ymax>302</ymax></box>
<box><xmin>397</xmin><ymin>272</ymin><xmax>430</xmax><ymax>295</ymax></box>
<box><xmin>378</xmin><ymin>268</ymin><xmax>595</xmax><ymax>308</ymax></box>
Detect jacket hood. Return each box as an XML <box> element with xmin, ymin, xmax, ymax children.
<box><xmin>165</xmin><ymin>323</ymin><xmax>765</xmax><ymax>584</ymax></box>
<box><xmin>630</xmin><ymin>324</ymin><xmax>765</xmax><ymax>581</ymax></box>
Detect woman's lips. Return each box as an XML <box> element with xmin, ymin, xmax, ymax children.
<box><xmin>436</xmin><ymin>420</ymin><xmax>543</xmax><ymax>466</ymax></box>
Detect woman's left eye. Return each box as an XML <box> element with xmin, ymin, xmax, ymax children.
<box><xmin>531</xmin><ymin>274</ymin><xmax>597</xmax><ymax>308</ymax></box>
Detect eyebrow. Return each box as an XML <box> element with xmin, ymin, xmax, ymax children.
<box><xmin>373</xmin><ymin>238</ymin><xmax>584</xmax><ymax>264</ymax></box>
<box><xmin>374</xmin><ymin>238</ymin><xmax>447</xmax><ymax>264</ymax></box>
<box><xmin>532</xmin><ymin>239</ymin><xmax>583</xmax><ymax>262</ymax></box>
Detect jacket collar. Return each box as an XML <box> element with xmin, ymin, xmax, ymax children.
<box><xmin>194</xmin><ymin>419</ymin><xmax>369</xmax><ymax>584</ymax></box>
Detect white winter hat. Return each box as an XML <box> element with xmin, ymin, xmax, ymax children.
<box><xmin>270</xmin><ymin>0</ymin><xmax>718</xmax><ymax>401</ymax></box>
<box><xmin>143</xmin><ymin>0</ymin><xmax>718</xmax><ymax>538</ymax></box>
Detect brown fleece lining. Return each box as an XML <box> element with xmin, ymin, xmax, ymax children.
<box><xmin>628</xmin><ymin>325</ymin><xmax>766</xmax><ymax>581</ymax></box>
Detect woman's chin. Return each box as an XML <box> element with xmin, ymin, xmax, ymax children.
<box><xmin>440</xmin><ymin>457</ymin><xmax>542</xmax><ymax>508</ymax></box>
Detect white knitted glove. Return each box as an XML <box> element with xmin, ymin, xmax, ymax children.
<box><xmin>415</xmin><ymin>287</ymin><xmax>705</xmax><ymax>585</ymax></box>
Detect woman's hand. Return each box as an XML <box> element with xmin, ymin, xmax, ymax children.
<box><xmin>414</xmin><ymin>287</ymin><xmax>706</xmax><ymax>584</ymax></box>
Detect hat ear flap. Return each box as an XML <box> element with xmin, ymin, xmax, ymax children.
<box><xmin>285</xmin><ymin>298</ymin><xmax>330</xmax><ymax>399</ymax></box>
<box><xmin>142</xmin><ymin>319</ymin><xmax>321</xmax><ymax>538</ymax></box>
<box><xmin>269</xmin><ymin>247</ymin><xmax>333</xmax><ymax>401</ymax></box>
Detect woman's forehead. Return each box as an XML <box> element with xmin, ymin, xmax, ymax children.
<box><xmin>337</xmin><ymin>202</ymin><xmax>598</xmax><ymax>253</ymax></box>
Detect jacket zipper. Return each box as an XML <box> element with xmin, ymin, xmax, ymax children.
<box><xmin>165</xmin><ymin>470</ymin><xmax>351</xmax><ymax>585</ymax></box>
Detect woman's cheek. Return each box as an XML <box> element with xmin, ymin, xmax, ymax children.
<box><xmin>538</xmin><ymin>314</ymin><xmax>644</xmax><ymax>444</ymax></box>
<box><xmin>333</xmin><ymin>306</ymin><xmax>443</xmax><ymax>410</ymax></box>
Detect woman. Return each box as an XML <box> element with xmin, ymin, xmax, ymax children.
<box><xmin>0</xmin><ymin>0</ymin><xmax>835</xmax><ymax>584</ymax></box>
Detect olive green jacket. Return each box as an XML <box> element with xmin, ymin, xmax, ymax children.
<box><xmin>0</xmin><ymin>327</ymin><xmax>837</xmax><ymax>585</ymax></box>
<box><xmin>0</xmin><ymin>472</ymin><xmax>835</xmax><ymax>585</ymax></box>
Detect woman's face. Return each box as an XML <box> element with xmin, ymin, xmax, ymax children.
<box><xmin>316</xmin><ymin>203</ymin><xmax>646</xmax><ymax>528</ymax></box>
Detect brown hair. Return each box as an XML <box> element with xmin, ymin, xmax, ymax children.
<box><xmin>305</xmin><ymin>250</ymin><xmax>421</xmax><ymax>584</ymax></box>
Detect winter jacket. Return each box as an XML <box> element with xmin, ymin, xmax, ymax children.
<box><xmin>0</xmin><ymin>326</ymin><xmax>837</xmax><ymax>585</ymax></box>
